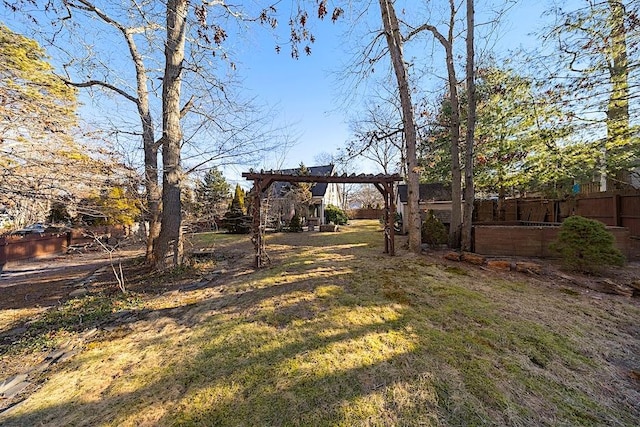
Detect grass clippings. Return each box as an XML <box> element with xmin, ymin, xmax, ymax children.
<box><xmin>1</xmin><ymin>220</ymin><xmax>639</xmax><ymax>426</ymax></box>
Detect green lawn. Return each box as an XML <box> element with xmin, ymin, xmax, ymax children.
<box><xmin>1</xmin><ymin>220</ymin><xmax>639</xmax><ymax>426</ymax></box>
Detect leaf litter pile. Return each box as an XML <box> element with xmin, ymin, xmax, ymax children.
<box><xmin>1</xmin><ymin>220</ymin><xmax>639</xmax><ymax>426</ymax></box>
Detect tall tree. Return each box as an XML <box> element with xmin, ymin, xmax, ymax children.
<box><xmin>405</xmin><ymin>0</ymin><xmax>464</xmax><ymax>248</ymax></box>
<box><xmin>153</xmin><ymin>0</ymin><xmax>189</xmax><ymax>269</ymax></box>
<box><xmin>462</xmin><ymin>0</ymin><xmax>475</xmax><ymax>251</ymax></box>
<box><xmin>378</xmin><ymin>0</ymin><xmax>422</xmax><ymax>253</ymax></box>
<box><xmin>544</xmin><ymin>0</ymin><xmax>639</xmax><ymax>189</ymax></box>
<box><xmin>4</xmin><ymin>1</ymin><xmax>284</xmax><ymax>269</ymax></box>
<box><xmin>195</xmin><ymin>167</ymin><xmax>230</xmax><ymax>222</ymax></box>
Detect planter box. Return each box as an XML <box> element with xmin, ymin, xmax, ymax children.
<box><xmin>474</xmin><ymin>225</ymin><xmax>630</xmax><ymax>258</ymax></box>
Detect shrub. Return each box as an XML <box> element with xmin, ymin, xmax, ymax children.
<box><xmin>222</xmin><ymin>208</ymin><xmax>251</xmax><ymax>234</ymax></box>
<box><xmin>288</xmin><ymin>213</ymin><xmax>303</xmax><ymax>232</ymax></box>
<box><xmin>551</xmin><ymin>215</ymin><xmax>625</xmax><ymax>273</ymax></box>
<box><xmin>325</xmin><ymin>204</ymin><xmax>348</xmax><ymax>225</ymax></box>
<box><xmin>421</xmin><ymin>210</ymin><xmax>448</xmax><ymax>245</ymax></box>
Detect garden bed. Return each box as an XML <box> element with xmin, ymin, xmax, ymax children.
<box><xmin>474</xmin><ymin>223</ymin><xmax>631</xmax><ymax>258</ymax></box>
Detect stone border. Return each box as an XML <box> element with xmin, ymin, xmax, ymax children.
<box><xmin>444</xmin><ymin>251</ymin><xmax>543</xmax><ymax>274</ymax></box>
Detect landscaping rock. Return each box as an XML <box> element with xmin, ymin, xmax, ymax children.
<box><xmin>515</xmin><ymin>262</ymin><xmax>542</xmax><ymax>275</ymax></box>
<box><xmin>0</xmin><ymin>381</ymin><xmax>30</xmax><ymax>399</ymax></box>
<box><xmin>0</xmin><ymin>374</ymin><xmax>28</xmax><ymax>395</ymax></box>
<box><xmin>599</xmin><ymin>279</ymin><xmax>634</xmax><ymax>297</ymax></box>
<box><xmin>461</xmin><ymin>252</ymin><xmax>486</xmax><ymax>265</ymax></box>
<box><xmin>319</xmin><ymin>224</ymin><xmax>339</xmax><ymax>232</ymax></box>
<box><xmin>444</xmin><ymin>252</ymin><xmax>461</xmax><ymax>261</ymax></box>
<box><xmin>487</xmin><ymin>260</ymin><xmax>512</xmax><ymax>272</ymax></box>
<box><xmin>69</xmin><ymin>288</ymin><xmax>88</xmax><ymax>298</ymax></box>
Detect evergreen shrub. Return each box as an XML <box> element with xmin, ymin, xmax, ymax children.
<box><xmin>325</xmin><ymin>204</ymin><xmax>348</xmax><ymax>225</ymax></box>
<box><xmin>551</xmin><ymin>215</ymin><xmax>625</xmax><ymax>273</ymax></box>
<box><xmin>421</xmin><ymin>210</ymin><xmax>448</xmax><ymax>245</ymax></box>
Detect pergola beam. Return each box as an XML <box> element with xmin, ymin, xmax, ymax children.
<box><xmin>242</xmin><ymin>172</ymin><xmax>401</xmax><ymax>185</ymax></box>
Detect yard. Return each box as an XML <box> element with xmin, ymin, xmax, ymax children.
<box><xmin>1</xmin><ymin>220</ymin><xmax>639</xmax><ymax>426</ymax></box>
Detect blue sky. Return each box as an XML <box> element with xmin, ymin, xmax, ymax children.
<box><xmin>1</xmin><ymin>0</ymin><xmax>559</xmax><ymax>187</ymax></box>
<box><xmin>229</xmin><ymin>0</ymin><xmax>552</xmax><ymax>181</ymax></box>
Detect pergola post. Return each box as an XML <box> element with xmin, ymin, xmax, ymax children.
<box><xmin>251</xmin><ymin>179</ymin><xmax>262</xmax><ymax>268</ymax></box>
<box><xmin>384</xmin><ymin>182</ymin><xmax>396</xmax><ymax>256</ymax></box>
<box><xmin>374</xmin><ymin>182</ymin><xmax>393</xmax><ymax>255</ymax></box>
<box><xmin>251</xmin><ymin>177</ymin><xmax>274</xmax><ymax>268</ymax></box>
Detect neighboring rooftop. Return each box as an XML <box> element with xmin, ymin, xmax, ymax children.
<box><xmin>397</xmin><ymin>183</ymin><xmax>452</xmax><ymax>203</ymax></box>
<box><xmin>268</xmin><ymin>164</ymin><xmax>335</xmax><ymax>197</ymax></box>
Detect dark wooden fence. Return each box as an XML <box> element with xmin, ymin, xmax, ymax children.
<box><xmin>473</xmin><ymin>190</ymin><xmax>640</xmax><ymax>260</ymax></box>
<box><xmin>474</xmin><ymin>190</ymin><xmax>640</xmax><ymax>237</ymax></box>
<box><xmin>0</xmin><ymin>225</ymin><xmax>126</xmax><ymax>267</ymax></box>
<box><xmin>474</xmin><ymin>225</ymin><xmax>630</xmax><ymax>258</ymax></box>
<box><xmin>0</xmin><ymin>233</ymin><xmax>70</xmax><ymax>267</ymax></box>
<box><xmin>347</xmin><ymin>208</ymin><xmax>384</xmax><ymax>220</ymax></box>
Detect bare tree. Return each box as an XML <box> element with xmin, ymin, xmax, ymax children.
<box><xmin>346</xmin><ymin>93</ymin><xmax>406</xmax><ymax>175</ymax></box>
<box><xmin>405</xmin><ymin>0</ymin><xmax>463</xmax><ymax>248</ymax></box>
<box><xmin>4</xmin><ymin>0</ymin><xmax>287</xmax><ymax>269</ymax></box>
<box><xmin>462</xmin><ymin>0</ymin><xmax>476</xmax><ymax>251</ymax></box>
<box><xmin>152</xmin><ymin>0</ymin><xmax>188</xmax><ymax>268</ymax></box>
<box><xmin>378</xmin><ymin>0</ymin><xmax>422</xmax><ymax>253</ymax></box>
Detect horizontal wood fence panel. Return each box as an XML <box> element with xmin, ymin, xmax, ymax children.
<box><xmin>474</xmin><ymin>225</ymin><xmax>630</xmax><ymax>258</ymax></box>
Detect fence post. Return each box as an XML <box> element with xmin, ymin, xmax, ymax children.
<box><xmin>613</xmin><ymin>194</ymin><xmax>621</xmax><ymax>226</ymax></box>
<box><xmin>0</xmin><ymin>237</ymin><xmax>6</xmax><ymax>272</ymax></box>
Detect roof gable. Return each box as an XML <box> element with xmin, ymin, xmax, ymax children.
<box><xmin>268</xmin><ymin>164</ymin><xmax>335</xmax><ymax>198</ymax></box>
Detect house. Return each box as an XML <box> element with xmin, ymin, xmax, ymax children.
<box><xmin>396</xmin><ymin>183</ymin><xmax>453</xmax><ymax>233</ymax></box>
<box><xmin>265</xmin><ymin>164</ymin><xmax>341</xmax><ymax>225</ymax></box>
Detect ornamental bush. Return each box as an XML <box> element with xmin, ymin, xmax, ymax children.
<box><xmin>288</xmin><ymin>213</ymin><xmax>303</xmax><ymax>232</ymax></box>
<box><xmin>551</xmin><ymin>215</ymin><xmax>625</xmax><ymax>273</ymax></box>
<box><xmin>324</xmin><ymin>204</ymin><xmax>348</xmax><ymax>225</ymax></box>
<box><xmin>421</xmin><ymin>210</ymin><xmax>448</xmax><ymax>245</ymax></box>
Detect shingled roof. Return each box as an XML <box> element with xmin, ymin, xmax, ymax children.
<box><xmin>269</xmin><ymin>164</ymin><xmax>335</xmax><ymax>197</ymax></box>
<box><xmin>397</xmin><ymin>183</ymin><xmax>451</xmax><ymax>203</ymax></box>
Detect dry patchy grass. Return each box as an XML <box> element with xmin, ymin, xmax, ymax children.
<box><xmin>1</xmin><ymin>220</ymin><xmax>639</xmax><ymax>426</ymax></box>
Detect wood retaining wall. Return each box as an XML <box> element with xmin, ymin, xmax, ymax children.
<box><xmin>0</xmin><ymin>227</ymin><xmax>122</xmax><ymax>266</ymax></box>
<box><xmin>474</xmin><ymin>190</ymin><xmax>640</xmax><ymax>238</ymax></box>
<box><xmin>474</xmin><ymin>225</ymin><xmax>631</xmax><ymax>259</ymax></box>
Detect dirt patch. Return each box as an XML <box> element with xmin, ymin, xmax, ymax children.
<box><xmin>0</xmin><ymin>246</ymin><xmax>145</xmax><ymax>310</ymax></box>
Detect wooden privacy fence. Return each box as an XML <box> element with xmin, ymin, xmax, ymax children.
<box><xmin>473</xmin><ymin>190</ymin><xmax>640</xmax><ymax>259</ymax></box>
<box><xmin>347</xmin><ymin>208</ymin><xmax>384</xmax><ymax>220</ymax></box>
<box><xmin>474</xmin><ymin>190</ymin><xmax>640</xmax><ymax>238</ymax></box>
<box><xmin>0</xmin><ymin>233</ymin><xmax>71</xmax><ymax>267</ymax></box>
<box><xmin>0</xmin><ymin>226</ymin><xmax>125</xmax><ymax>267</ymax></box>
<box><xmin>474</xmin><ymin>225</ymin><xmax>631</xmax><ymax>258</ymax></box>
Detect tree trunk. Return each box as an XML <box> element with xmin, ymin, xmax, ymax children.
<box><xmin>461</xmin><ymin>0</ymin><xmax>476</xmax><ymax>251</ymax></box>
<box><xmin>442</xmin><ymin>21</ymin><xmax>462</xmax><ymax>249</ymax></box>
<box><xmin>153</xmin><ymin>0</ymin><xmax>188</xmax><ymax>269</ymax></box>
<box><xmin>123</xmin><ymin>31</ymin><xmax>161</xmax><ymax>263</ymax></box>
<box><xmin>415</xmin><ymin>1</ymin><xmax>462</xmax><ymax>248</ymax></box>
<box><xmin>378</xmin><ymin>0</ymin><xmax>422</xmax><ymax>253</ymax></box>
<box><xmin>144</xmin><ymin>131</ymin><xmax>161</xmax><ymax>263</ymax></box>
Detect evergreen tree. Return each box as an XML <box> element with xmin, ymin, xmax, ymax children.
<box><xmin>230</xmin><ymin>183</ymin><xmax>245</xmax><ymax>214</ymax></box>
<box><xmin>195</xmin><ymin>168</ymin><xmax>230</xmax><ymax>221</ymax></box>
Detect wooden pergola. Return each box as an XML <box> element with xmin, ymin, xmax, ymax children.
<box><xmin>242</xmin><ymin>171</ymin><xmax>403</xmax><ymax>267</ymax></box>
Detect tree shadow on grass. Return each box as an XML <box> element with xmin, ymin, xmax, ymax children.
<box><xmin>0</xmin><ymin>258</ymin><xmax>443</xmax><ymax>426</ymax></box>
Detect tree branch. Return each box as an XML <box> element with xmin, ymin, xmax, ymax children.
<box><xmin>63</xmin><ymin>79</ymin><xmax>138</xmax><ymax>104</ymax></box>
